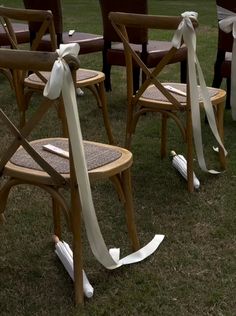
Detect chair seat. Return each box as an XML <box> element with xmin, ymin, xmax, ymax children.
<box><xmin>24</xmin><ymin>68</ymin><xmax>105</xmax><ymax>89</ymax></box>
<box><xmin>107</xmin><ymin>41</ymin><xmax>187</xmax><ymax>67</ymax></box>
<box><xmin>0</xmin><ymin>22</ymin><xmax>29</xmax><ymax>45</ymax></box>
<box><xmin>37</xmin><ymin>32</ymin><xmax>104</xmax><ymax>54</ymax></box>
<box><xmin>62</xmin><ymin>32</ymin><xmax>104</xmax><ymax>54</ymax></box>
<box><xmin>139</xmin><ymin>83</ymin><xmax>223</xmax><ymax>110</ymax></box>
<box><xmin>5</xmin><ymin>138</ymin><xmax>132</xmax><ymax>184</ymax></box>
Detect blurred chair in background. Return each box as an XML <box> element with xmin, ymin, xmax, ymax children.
<box><xmin>212</xmin><ymin>0</ymin><xmax>236</xmax><ymax>109</ymax></box>
<box><xmin>23</xmin><ymin>0</ymin><xmax>104</xmax><ymax>54</ymax></box>
<box><xmin>99</xmin><ymin>0</ymin><xmax>187</xmax><ymax>91</ymax></box>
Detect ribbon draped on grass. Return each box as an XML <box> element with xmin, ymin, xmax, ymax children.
<box><xmin>172</xmin><ymin>11</ymin><xmax>227</xmax><ymax>173</ymax></box>
<box><xmin>43</xmin><ymin>43</ymin><xmax>164</xmax><ymax>270</ymax></box>
<box><xmin>219</xmin><ymin>15</ymin><xmax>236</xmax><ymax>120</ymax></box>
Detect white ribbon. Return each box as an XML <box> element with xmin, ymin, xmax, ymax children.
<box><xmin>217</xmin><ymin>6</ymin><xmax>236</xmax><ymax>21</ymax></box>
<box><xmin>44</xmin><ymin>43</ymin><xmax>164</xmax><ymax>270</ymax></box>
<box><xmin>219</xmin><ymin>15</ymin><xmax>236</xmax><ymax>120</ymax></box>
<box><xmin>172</xmin><ymin>12</ymin><xmax>227</xmax><ymax>173</ymax></box>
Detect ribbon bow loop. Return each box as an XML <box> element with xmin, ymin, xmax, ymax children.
<box><xmin>43</xmin><ymin>43</ymin><xmax>80</xmax><ymax>100</ymax></box>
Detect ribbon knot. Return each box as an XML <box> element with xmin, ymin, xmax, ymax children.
<box><xmin>43</xmin><ymin>43</ymin><xmax>80</xmax><ymax>100</ymax></box>
<box><xmin>219</xmin><ymin>16</ymin><xmax>236</xmax><ymax>120</ymax></box>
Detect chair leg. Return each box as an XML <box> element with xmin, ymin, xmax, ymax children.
<box><xmin>52</xmin><ymin>197</ymin><xmax>62</xmax><ymax>239</ymax></box>
<box><xmin>133</xmin><ymin>67</ymin><xmax>140</xmax><ymax>92</ymax></box>
<box><xmin>186</xmin><ymin>109</ymin><xmax>194</xmax><ymax>193</ymax></box>
<box><xmin>102</xmin><ymin>47</ymin><xmax>112</xmax><ymax>92</ymax></box>
<box><xmin>121</xmin><ymin>169</ymin><xmax>140</xmax><ymax>251</ymax></box>
<box><xmin>215</xmin><ymin>102</ymin><xmax>227</xmax><ymax>169</ymax></box>
<box><xmin>180</xmin><ymin>60</ymin><xmax>187</xmax><ymax>83</ymax></box>
<box><xmin>225</xmin><ymin>77</ymin><xmax>231</xmax><ymax>109</ymax></box>
<box><xmin>96</xmin><ymin>81</ymin><xmax>115</xmax><ymax>144</ymax></box>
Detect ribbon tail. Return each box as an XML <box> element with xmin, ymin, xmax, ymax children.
<box><xmin>195</xmin><ymin>56</ymin><xmax>228</xmax><ymax>160</ymax></box>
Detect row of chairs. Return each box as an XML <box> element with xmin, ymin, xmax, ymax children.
<box><xmin>1</xmin><ymin>0</ymin><xmax>234</xmax><ymax>101</ymax></box>
<box><xmin>0</xmin><ymin>0</ymin><xmax>232</xmax><ymax>306</ymax></box>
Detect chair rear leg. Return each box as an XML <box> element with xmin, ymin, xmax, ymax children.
<box><xmin>102</xmin><ymin>47</ymin><xmax>112</xmax><ymax>91</ymax></box>
<box><xmin>186</xmin><ymin>109</ymin><xmax>194</xmax><ymax>193</ymax></box>
<box><xmin>180</xmin><ymin>60</ymin><xmax>187</xmax><ymax>83</ymax></box>
<box><xmin>215</xmin><ymin>102</ymin><xmax>227</xmax><ymax>169</ymax></box>
<box><xmin>225</xmin><ymin>77</ymin><xmax>231</xmax><ymax>109</ymax></box>
<box><xmin>52</xmin><ymin>197</ymin><xmax>62</xmax><ymax>239</ymax></box>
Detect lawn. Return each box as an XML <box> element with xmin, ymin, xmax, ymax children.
<box><xmin>0</xmin><ymin>0</ymin><xmax>235</xmax><ymax>315</ymax></box>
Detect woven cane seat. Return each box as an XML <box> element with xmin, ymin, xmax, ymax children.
<box><xmin>141</xmin><ymin>83</ymin><xmax>220</xmax><ymax>106</ymax></box>
<box><xmin>5</xmin><ymin>138</ymin><xmax>131</xmax><ymax>184</ymax></box>
<box><xmin>24</xmin><ymin>69</ymin><xmax>103</xmax><ymax>89</ymax></box>
<box><xmin>10</xmin><ymin>138</ymin><xmax>121</xmax><ymax>172</ymax></box>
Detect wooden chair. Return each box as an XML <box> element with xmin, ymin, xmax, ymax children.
<box><xmin>99</xmin><ymin>0</ymin><xmax>188</xmax><ymax>91</ymax></box>
<box><xmin>110</xmin><ymin>12</ymin><xmax>227</xmax><ymax>192</ymax></box>
<box><xmin>0</xmin><ymin>48</ymin><xmax>139</xmax><ymax>305</ymax></box>
<box><xmin>0</xmin><ymin>6</ymin><xmax>114</xmax><ymax>144</ymax></box>
<box><xmin>23</xmin><ymin>0</ymin><xmax>104</xmax><ymax>55</ymax></box>
<box><xmin>0</xmin><ymin>21</ymin><xmax>29</xmax><ymax>88</ymax></box>
<box><xmin>212</xmin><ymin>0</ymin><xmax>236</xmax><ymax>109</ymax></box>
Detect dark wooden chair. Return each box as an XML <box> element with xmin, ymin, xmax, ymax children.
<box><xmin>110</xmin><ymin>12</ymin><xmax>227</xmax><ymax>192</ymax></box>
<box><xmin>23</xmin><ymin>0</ymin><xmax>104</xmax><ymax>54</ymax></box>
<box><xmin>99</xmin><ymin>0</ymin><xmax>188</xmax><ymax>91</ymax></box>
<box><xmin>212</xmin><ymin>0</ymin><xmax>236</xmax><ymax>109</ymax></box>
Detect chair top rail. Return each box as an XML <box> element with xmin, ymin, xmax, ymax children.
<box><xmin>0</xmin><ymin>6</ymin><xmax>53</xmax><ymax>23</ymax></box>
<box><xmin>109</xmin><ymin>12</ymin><xmax>198</xmax><ymax>30</ymax></box>
<box><xmin>0</xmin><ymin>48</ymin><xmax>79</xmax><ymax>72</ymax></box>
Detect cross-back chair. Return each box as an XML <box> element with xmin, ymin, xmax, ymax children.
<box><xmin>110</xmin><ymin>12</ymin><xmax>227</xmax><ymax>192</ymax></box>
<box><xmin>0</xmin><ymin>47</ymin><xmax>140</xmax><ymax>305</ymax></box>
<box><xmin>0</xmin><ymin>6</ymin><xmax>114</xmax><ymax>144</ymax></box>
<box><xmin>0</xmin><ymin>20</ymin><xmax>29</xmax><ymax>88</ymax></box>
<box><xmin>212</xmin><ymin>0</ymin><xmax>236</xmax><ymax>110</ymax></box>
<box><xmin>99</xmin><ymin>0</ymin><xmax>188</xmax><ymax>91</ymax></box>
<box><xmin>23</xmin><ymin>0</ymin><xmax>104</xmax><ymax>55</ymax></box>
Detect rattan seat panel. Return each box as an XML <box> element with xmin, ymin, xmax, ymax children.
<box><xmin>10</xmin><ymin>139</ymin><xmax>121</xmax><ymax>173</ymax></box>
<box><xmin>142</xmin><ymin>83</ymin><xmax>219</xmax><ymax>103</ymax></box>
<box><xmin>25</xmin><ymin>69</ymin><xmax>98</xmax><ymax>85</ymax></box>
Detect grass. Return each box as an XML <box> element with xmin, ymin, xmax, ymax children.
<box><xmin>0</xmin><ymin>0</ymin><xmax>236</xmax><ymax>315</ymax></box>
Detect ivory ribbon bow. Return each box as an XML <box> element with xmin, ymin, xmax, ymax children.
<box><xmin>172</xmin><ymin>12</ymin><xmax>227</xmax><ymax>173</ymax></box>
<box><xmin>219</xmin><ymin>15</ymin><xmax>236</xmax><ymax>120</ymax></box>
<box><xmin>43</xmin><ymin>43</ymin><xmax>164</xmax><ymax>270</ymax></box>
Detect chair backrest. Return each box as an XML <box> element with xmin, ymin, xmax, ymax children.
<box><xmin>0</xmin><ymin>6</ymin><xmax>57</xmax><ymax>51</ymax></box>
<box><xmin>216</xmin><ymin>0</ymin><xmax>236</xmax><ymax>52</ymax></box>
<box><xmin>99</xmin><ymin>0</ymin><xmax>148</xmax><ymax>44</ymax></box>
<box><xmin>109</xmin><ymin>12</ymin><xmax>197</xmax><ymax>104</ymax></box>
<box><xmin>0</xmin><ymin>6</ymin><xmax>58</xmax><ymax>125</ymax></box>
<box><xmin>0</xmin><ymin>47</ymin><xmax>79</xmax><ymax>186</ymax></box>
<box><xmin>23</xmin><ymin>0</ymin><xmax>63</xmax><ymax>46</ymax></box>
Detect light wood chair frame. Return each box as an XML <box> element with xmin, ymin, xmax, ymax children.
<box><xmin>0</xmin><ymin>48</ymin><xmax>139</xmax><ymax>305</ymax></box>
<box><xmin>110</xmin><ymin>12</ymin><xmax>226</xmax><ymax>192</ymax></box>
<box><xmin>0</xmin><ymin>6</ymin><xmax>114</xmax><ymax>144</ymax></box>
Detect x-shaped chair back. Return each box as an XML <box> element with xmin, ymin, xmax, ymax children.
<box><xmin>110</xmin><ymin>13</ymin><xmax>197</xmax><ymax>143</ymax></box>
<box><xmin>110</xmin><ymin>12</ymin><xmax>227</xmax><ymax>192</ymax></box>
<box><xmin>0</xmin><ymin>6</ymin><xmax>57</xmax><ymax>126</ymax></box>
